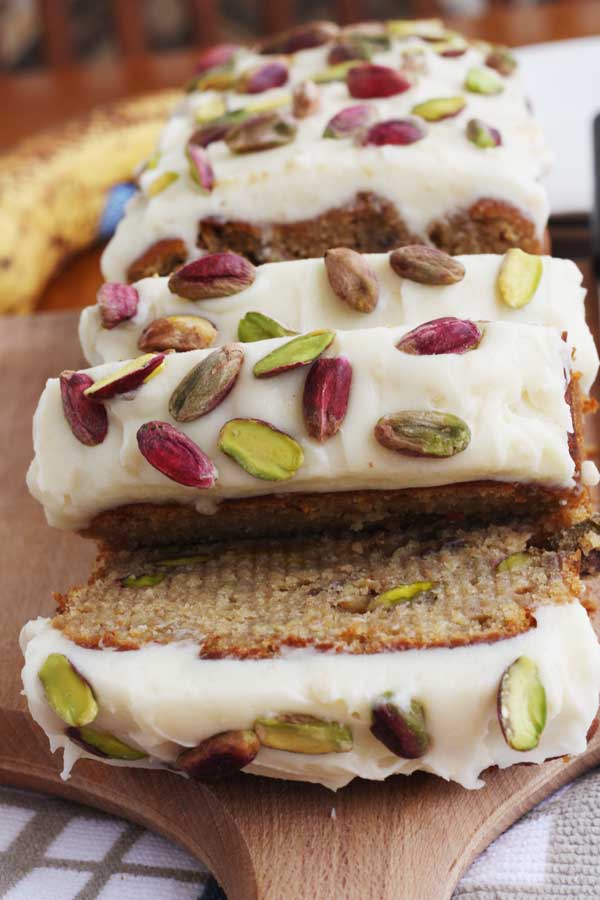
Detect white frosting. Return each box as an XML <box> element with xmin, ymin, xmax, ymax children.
<box><xmin>28</xmin><ymin>322</ymin><xmax>576</xmax><ymax>531</ymax></box>
<box><xmin>81</xmin><ymin>254</ymin><xmax>598</xmax><ymax>393</ymax></box>
<box><xmin>101</xmin><ymin>38</ymin><xmax>551</xmax><ymax>283</ymax></box>
<box><xmin>20</xmin><ymin>603</ymin><xmax>600</xmax><ymax>790</ymax></box>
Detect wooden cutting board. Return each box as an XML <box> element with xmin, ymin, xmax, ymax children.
<box><xmin>2</xmin><ymin>305</ymin><xmax>600</xmax><ymax>900</ymax></box>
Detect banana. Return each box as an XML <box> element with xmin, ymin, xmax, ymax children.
<box><xmin>0</xmin><ymin>89</ymin><xmax>181</xmax><ymax>314</ymax></box>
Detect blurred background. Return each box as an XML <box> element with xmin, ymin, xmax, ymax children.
<box><xmin>0</xmin><ymin>0</ymin><xmax>578</xmax><ymax>71</ymax></box>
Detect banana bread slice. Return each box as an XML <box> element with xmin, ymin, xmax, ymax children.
<box><xmin>101</xmin><ymin>19</ymin><xmax>551</xmax><ymax>283</ymax></box>
<box><xmin>28</xmin><ymin>323</ymin><xmax>592</xmax><ymax>548</ymax></box>
<box><xmin>20</xmin><ymin>518</ymin><xmax>600</xmax><ymax>789</ymax></box>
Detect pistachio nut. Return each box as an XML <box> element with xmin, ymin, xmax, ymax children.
<box><xmin>138</xmin><ymin>315</ymin><xmax>218</xmax><ymax>353</ymax></box>
<box><xmin>303</xmin><ymin>356</ymin><xmax>352</xmax><ymax>442</ymax></box>
<box><xmin>486</xmin><ymin>47</ymin><xmax>517</xmax><ymax>77</ymax></box>
<box><xmin>237</xmin><ymin>311</ymin><xmax>298</xmax><ymax>343</ymax></box>
<box><xmin>465</xmin><ymin>66</ymin><xmax>504</xmax><ymax>95</ymax></box>
<box><xmin>126</xmin><ymin>238</ymin><xmax>187</xmax><ymax>283</ymax></box>
<box><xmin>498</xmin><ymin>656</ymin><xmax>547</xmax><ymax>751</ymax></box>
<box><xmin>253</xmin><ymin>330</ymin><xmax>335</xmax><ymax>378</ymax></box>
<box><xmin>313</xmin><ymin>60</ymin><xmax>360</xmax><ymax>83</ymax></box>
<box><xmin>237</xmin><ymin>61</ymin><xmax>289</xmax><ymax>94</ymax></box>
<box><xmin>68</xmin><ymin>726</ymin><xmax>147</xmax><ymax>760</ymax></box>
<box><xmin>411</xmin><ymin>95</ymin><xmax>465</xmax><ymax>121</ymax></box>
<box><xmin>466</xmin><ymin>118</ymin><xmax>502</xmax><ymax>148</ymax></box>
<box><xmin>396</xmin><ymin>317</ymin><xmax>482</xmax><ymax>355</ymax></box>
<box><xmin>186</xmin><ymin>143</ymin><xmax>215</xmax><ymax>193</ymax></box>
<box><xmin>38</xmin><ymin>654</ymin><xmax>98</xmax><ymax>727</ymax></box>
<box><xmin>347</xmin><ymin>63</ymin><xmax>411</xmax><ymax>99</ymax></box>
<box><xmin>324</xmin><ymin>247</ymin><xmax>379</xmax><ymax>312</ymax></box>
<box><xmin>97</xmin><ymin>282</ymin><xmax>139</xmax><ymax>330</ymax></box>
<box><xmin>168</xmin><ymin>252</ymin><xmax>256</xmax><ymax>300</ymax></box>
<box><xmin>84</xmin><ymin>353</ymin><xmax>165</xmax><ymax>401</ymax></box>
<box><xmin>254</xmin><ymin>714</ymin><xmax>353</xmax><ymax>753</ymax></box>
<box><xmin>218</xmin><ymin>418</ymin><xmax>304</xmax><ymax>481</ymax></box>
<box><xmin>137</xmin><ymin>420</ymin><xmax>217</xmax><ymax>488</ymax></box>
<box><xmin>60</xmin><ymin>371</ymin><xmax>108</xmax><ymax>447</ymax></box>
<box><xmin>176</xmin><ymin>730</ymin><xmax>260</xmax><ymax>778</ymax></box>
<box><xmin>370</xmin><ymin>695</ymin><xmax>430</xmax><ymax>758</ymax></box>
<box><xmin>375</xmin><ymin>410</ymin><xmax>471</xmax><ymax>457</ymax></box>
<box><xmin>323</xmin><ymin>104</ymin><xmax>376</xmax><ymax>139</ymax></box>
<box><xmin>169</xmin><ymin>345</ymin><xmax>244</xmax><ymax>422</ymax></box>
<box><xmin>497</xmin><ymin>248</ymin><xmax>542</xmax><ymax>309</ymax></box>
<box><xmin>225</xmin><ymin>111</ymin><xmax>297</xmax><ymax>154</ymax></box>
<box><xmin>389</xmin><ymin>245</ymin><xmax>465</xmax><ymax>285</ymax></box>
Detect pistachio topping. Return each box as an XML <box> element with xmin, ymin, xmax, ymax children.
<box><xmin>137</xmin><ymin>421</ymin><xmax>217</xmax><ymax>488</ymax></box>
<box><xmin>68</xmin><ymin>726</ymin><xmax>147</xmax><ymax>760</ymax></box>
<box><xmin>60</xmin><ymin>371</ymin><xmax>108</xmax><ymax>447</ymax></box>
<box><xmin>411</xmin><ymin>95</ymin><xmax>465</xmax><ymax>121</ymax></box>
<box><xmin>83</xmin><ymin>354</ymin><xmax>165</xmax><ymax>401</ymax></box>
<box><xmin>312</xmin><ymin>60</ymin><xmax>360</xmax><ymax>83</ymax></box>
<box><xmin>177</xmin><ymin>730</ymin><xmax>260</xmax><ymax>778</ymax></box>
<box><xmin>225</xmin><ymin>111</ymin><xmax>297</xmax><ymax>154</ymax></box>
<box><xmin>238</xmin><ymin>311</ymin><xmax>297</xmax><ymax>343</ymax></box>
<box><xmin>254</xmin><ymin>714</ymin><xmax>353</xmax><ymax>754</ymax></box>
<box><xmin>218</xmin><ymin>418</ymin><xmax>304</xmax><ymax>481</ymax></box>
<box><xmin>371</xmin><ymin>695</ymin><xmax>430</xmax><ymax>758</ymax></box>
<box><xmin>324</xmin><ymin>248</ymin><xmax>379</xmax><ymax>313</ymax></box>
<box><xmin>38</xmin><ymin>654</ymin><xmax>98</xmax><ymax>727</ymax></box>
<box><xmin>389</xmin><ymin>245</ymin><xmax>465</xmax><ymax>285</ymax></box>
<box><xmin>497</xmin><ymin>248</ymin><xmax>543</xmax><ymax>309</ymax></box>
<box><xmin>138</xmin><ymin>315</ymin><xmax>218</xmax><ymax>353</ymax></box>
<box><xmin>375</xmin><ymin>410</ymin><xmax>471</xmax><ymax>457</ymax></box>
<box><xmin>169</xmin><ymin>345</ymin><xmax>244</xmax><ymax>422</ymax></box>
<box><xmin>253</xmin><ymin>330</ymin><xmax>335</xmax><ymax>378</ymax></box>
<box><xmin>498</xmin><ymin>656</ymin><xmax>547</xmax><ymax>751</ymax></box>
<box><xmin>465</xmin><ymin>66</ymin><xmax>504</xmax><ymax>95</ymax></box>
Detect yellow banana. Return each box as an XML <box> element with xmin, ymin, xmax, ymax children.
<box><xmin>0</xmin><ymin>89</ymin><xmax>180</xmax><ymax>314</ymax></box>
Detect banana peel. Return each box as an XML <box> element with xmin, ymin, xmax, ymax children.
<box><xmin>0</xmin><ymin>89</ymin><xmax>180</xmax><ymax>314</ymax></box>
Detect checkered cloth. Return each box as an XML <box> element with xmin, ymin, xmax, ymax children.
<box><xmin>2</xmin><ymin>770</ymin><xmax>600</xmax><ymax>899</ymax></box>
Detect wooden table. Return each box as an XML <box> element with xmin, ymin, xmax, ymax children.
<box><xmin>1</xmin><ymin>0</ymin><xmax>598</xmax><ymax>313</ymax></box>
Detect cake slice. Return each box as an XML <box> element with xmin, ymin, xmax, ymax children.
<box><xmin>81</xmin><ymin>251</ymin><xmax>599</xmax><ymax>397</ymax></box>
<box><xmin>20</xmin><ymin>519</ymin><xmax>600</xmax><ymax>790</ymax></box>
<box><xmin>100</xmin><ymin>19</ymin><xmax>551</xmax><ymax>284</ymax></box>
<box><xmin>27</xmin><ymin>322</ymin><xmax>592</xmax><ymax>547</ymax></box>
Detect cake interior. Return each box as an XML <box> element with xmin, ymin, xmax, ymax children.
<box><xmin>54</xmin><ymin>520</ymin><xmax>588</xmax><ymax>659</ymax></box>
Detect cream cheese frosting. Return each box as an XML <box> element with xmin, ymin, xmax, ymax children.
<box><xmin>81</xmin><ymin>254</ymin><xmax>598</xmax><ymax>393</ymax></box>
<box><xmin>28</xmin><ymin>322</ymin><xmax>576</xmax><ymax>531</ymax></box>
<box><xmin>100</xmin><ymin>35</ymin><xmax>551</xmax><ymax>283</ymax></box>
<box><xmin>20</xmin><ymin>602</ymin><xmax>600</xmax><ymax>790</ymax></box>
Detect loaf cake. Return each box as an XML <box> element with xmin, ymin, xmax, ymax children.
<box><xmin>100</xmin><ymin>19</ymin><xmax>551</xmax><ymax>283</ymax></box>
<box><xmin>81</xmin><ymin>251</ymin><xmax>599</xmax><ymax>396</ymax></box>
<box><xmin>28</xmin><ymin>321</ymin><xmax>593</xmax><ymax>548</ymax></box>
<box><xmin>20</xmin><ymin>519</ymin><xmax>600</xmax><ymax>789</ymax></box>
